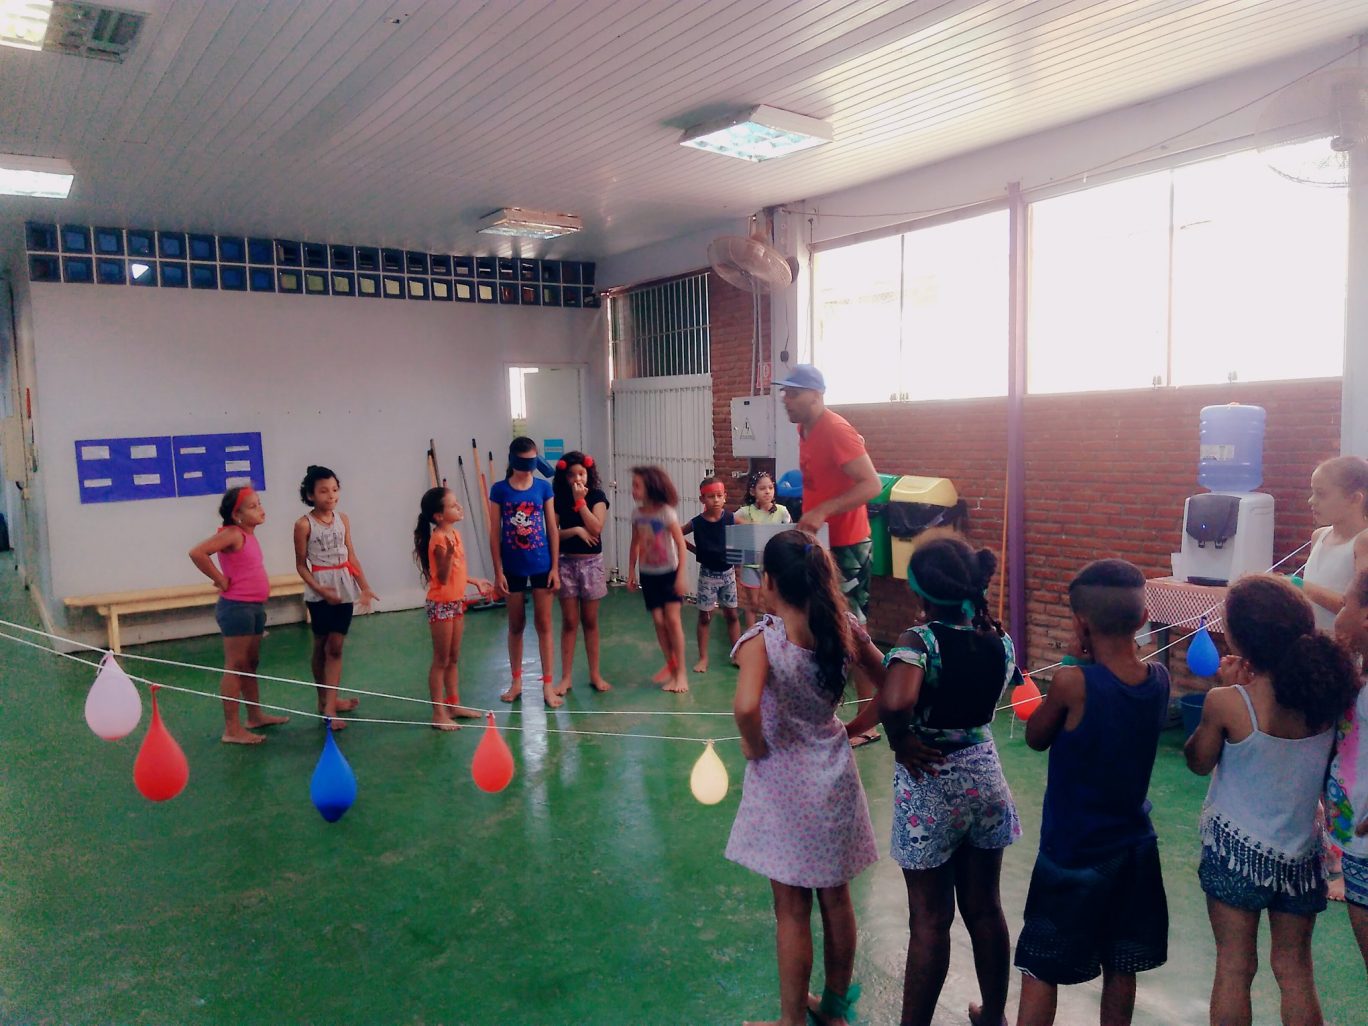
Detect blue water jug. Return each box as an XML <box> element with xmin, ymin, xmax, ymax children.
<box><xmin>1199</xmin><ymin>404</ymin><xmax>1265</xmax><ymax>492</ymax></box>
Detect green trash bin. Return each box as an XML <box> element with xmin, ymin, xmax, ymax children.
<box><xmin>867</xmin><ymin>473</ymin><xmax>900</xmax><ymax>577</ymax></box>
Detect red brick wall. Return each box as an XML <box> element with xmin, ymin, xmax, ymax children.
<box><xmin>708</xmin><ymin>274</ymin><xmax>770</xmax><ymax>504</ymax></box>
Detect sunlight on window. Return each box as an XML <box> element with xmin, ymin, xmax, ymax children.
<box><xmin>813</xmin><ymin>212</ymin><xmax>1008</xmax><ymax>404</ymax></box>
<box><xmin>1029</xmin><ymin>140</ymin><xmax>1346</xmax><ymax>394</ymax></box>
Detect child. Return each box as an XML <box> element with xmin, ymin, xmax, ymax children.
<box><xmin>552</xmin><ymin>451</ymin><xmax>612</xmax><ymax>694</ymax></box>
<box><xmin>1299</xmin><ymin>455</ymin><xmax>1368</xmax><ymax>631</ymax></box>
<box><xmin>876</xmin><ymin>537</ymin><xmax>1021</xmax><ymax>1026</ymax></box>
<box><xmin>627</xmin><ymin>465</ymin><xmax>689</xmax><ymax>693</ymax></box>
<box><xmin>414</xmin><ymin>486</ymin><xmax>492</xmax><ymax>730</ymax></box>
<box><xmin>727</xmin><ymin>529</ymin><xmax>887</xmax><ymax>1026</ymax></box>
<box><xmin>489</xmin><ymin>437</ymin><xmax>560</xmax><ymax>707</ymax></box>
<box><xmin>1014</xmin><ymin>559</ymin><xmax>1170</xmax><ymax>1026</ymax></box>
<box><xmin>682</xmin><ymin>476</ymin><xmax>740</xmax><ymax>673</ymax></box>
<box><xmin>1185</xmin><ymin>575</ymin><xmax>1359</xmax><ymax>1026</ymax></box>
<box><xmin>293</xmin><ymin>465</ymin><xmax>378</xmax><ymax>731</ymax></box>
<box><xmin>188</xmin><ymin>486</ymin><xmax>289</xmax><ymax>744</ymax></box>
<box><xmin>1328</xmin><ymin>569</ymin><xmax>1368</xmax><ymax>971</ymax></box>
<box><xmin>735</xmin><ymin>470</ymin><xmax>792</xmax><ymax>628</ymax></box>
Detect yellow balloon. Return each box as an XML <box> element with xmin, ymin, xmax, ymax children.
<box><xmin>690</xmin><ymin>740</ymin><xmax>730</xmax><ymax>805</ymax></box>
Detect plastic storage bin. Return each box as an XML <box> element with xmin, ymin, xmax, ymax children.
<box><xmin>888</xmin><ymin>476</ymin><xmax>959</xmax><ymax>580</ymax></box>
<box><xmin>867</xmin><ymin>473</ymin><xmax>901</xmax><ymax>576</ymax></box>
<box><xmin>1199</xmin><ymin>404</ymin><xmax>1265</xmax><ymax>493</ymax></box>
<box><xmin>776</xmin><ymin>469</ymin><xmax>803</xmax><ymax>522</ymax></box>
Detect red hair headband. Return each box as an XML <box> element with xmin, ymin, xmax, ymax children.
<box><xmin>232</xmin><ymin>486</ymin><xmax>255</xmax><ymax>513</ymax></box>
<box><xmin>556</xmin><ymin>456</ymin><xmax>594</xmax><ymax>470</ymax></box>
<box><xmin>700</xmin><ymin>482</ymin><xmax>726</xmax><ymax>497</ymax></box>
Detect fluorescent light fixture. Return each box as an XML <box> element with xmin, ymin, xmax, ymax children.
<box><xmin>130</xmin><ymin>261</ymin><xmax>151</xmax><ymax>280</ymax></box>
<box><xmin>477</xmin><ymin>207</ymin><xmax>582</xmax><ymax>240</ymax></box>
<box><xmin>0</xmin><ymin>153</ymin><xmax>73</xmax><ymax>198</ymax></box>
<box><xmin>679</xmin><ymin>104</ymin><xmax>833</xmax><ymax>162</ymax></box>
<box><xmin>0</xmin><ymin>0</ymin><xmax>52</xmax><ymax>51</ymax></box>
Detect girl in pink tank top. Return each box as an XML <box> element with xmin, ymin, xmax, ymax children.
<box><xmin>189</xmin><ymin>486</ymin><xmax>289</xmax><ymax>745</ymax></box>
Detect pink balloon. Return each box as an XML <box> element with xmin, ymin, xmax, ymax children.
<box><xmin>85</xmin><ymin>652</ymin><xmax>142</xmax><ymax>740</ymax></box>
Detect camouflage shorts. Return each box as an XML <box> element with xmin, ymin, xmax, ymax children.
<box><xmin>832</xmin><ymin>540</ymin><xmax>872</xmax><ymax>624</ymax></box>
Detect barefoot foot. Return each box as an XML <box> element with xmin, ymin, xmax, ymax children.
<box><xmin>692</xmin><ymin>658</ymin><xmax>709</xmax><ymax>673</ymax></box>
<box><xmin>555</xmin><ymin>677</ymin><xmax>573</xmax><ymax>696</ymax></box>
<box><xmin>245</xmin><ymin>713</ymin><xmax>289</xmax><ymax>728</ymax></box>
<box><xmin>651</xmin><ymin>664</ymin><xmax>672</xmax><ymax>684</ymax></box>
<box><xmin>967</xmin><ymin>1002</ymin><xmax>1006</xmax><ymax>1026</ymax></box>
<box><xmin>323</xmin><ymin>717</ymin><xmax>347</xmax><ymax>731</ymax></box>
<box><xmin>446</xmin><ymin>700</ymin><xmax>481</xmax><ymax>718</ymax></box>
<box><xmin>662</xmin><ymin>674</ymin><xmax>690</xmax><ymax>693</ymax></box>
<box><xmin>335</xmin><ymin>697</ymin><xmax>360</xmax><ymax>713</ymax></box>
<box><xmin>543</xmin><ymin>683</ymin><xmax>563</xmax><ymax>708</ymax></box>
<box><xmin>430</xmin><ymin>716</ymin><xmax>460</xmax><ymax>731</ymax></box>
<box><xmin>500</xmin><ymin>682</ymin><xmax>523</xmax><ymax>703</ymax></box>
<box><xmin>590</xmin><ymin>676</ymin><xmax>613</xmax><ymax>692</ymax></box>
<box><xmin>221</xmin><ymin>729</ymin><xmax>266</xmax><ymax>745</ymax></box>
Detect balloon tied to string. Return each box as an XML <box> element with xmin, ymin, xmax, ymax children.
<box><xmin>133</xmin><ymin>684</ymin><xmax>189</xmax><ymax>802</ymax></box>
<box><xmin>311</xmin><ymin>721</ymin><xmax>358</xmax><ymax>822</ymax></box>
<box><xmin>1011</xmin><ymin>673</ymin><xmax>1043</xmax><ymax>721</ymax></box>
<box><xmin>690</xmin><ymin>740</ymin><xmax>729</xmax><ymax>805</ymax></box>
<box><xmin>1186</xmin><ymin>616</ymin><xmax>1221</xmax><ymax>677</ymax></box>
<box><xmin>471</xmin><ymin>712</ymin><xmax>515</xmax><ymax>793</ymax></box>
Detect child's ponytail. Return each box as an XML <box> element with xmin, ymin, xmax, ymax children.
<box><xmin>1227</xmin><ymin>574</ymin><xmax>1360</xmax><ymax>730</ymax></box>
<box><xmin>413</xmin><ymin>487</ymin><xmax>447</xmax><ymax>583</ymax></box>
<box><xmin>762</xmin><ymin>529</ymin><xmax>852</xmax><ymax>701</ymax></box>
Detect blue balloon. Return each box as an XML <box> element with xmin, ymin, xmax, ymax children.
<box><xmin>1186</xmin><ymin>621</ymin><xmax>1221</xmax><ymax>677</ymax></box>
<box><xmin>310</xmin><ymin>724</ymin><xmax>357</xmax><ymax>823</ymax></box>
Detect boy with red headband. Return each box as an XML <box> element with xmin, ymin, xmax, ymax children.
<box><xmin>682</xmin><ymin>477</ymin><xmax>740</xmax><ymax>673</ymax></box>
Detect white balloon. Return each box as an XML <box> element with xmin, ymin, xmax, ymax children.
<box><xmin>84</xmin><ymin>652</ymin><xmax>142</xmax><ymax>741</ymax></box>
<box><xmin>690</xmin><ymin>740</ymin><xmax>730</xmax><ymax>805</ymax></box>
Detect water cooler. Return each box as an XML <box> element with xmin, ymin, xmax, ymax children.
<box><xmin>1176</xmin><ymin>405</ymin><xmax>1274</xmax><ymax>586</ymax></box>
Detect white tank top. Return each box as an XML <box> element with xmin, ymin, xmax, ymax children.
<box><xmin>1304</xmin><ymin>528</ymin><xmax>1364</xmax><ymax>631</ymax></box>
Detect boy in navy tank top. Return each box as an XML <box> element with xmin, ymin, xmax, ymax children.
<box><xmin>1013</xmin><ymin>559</ymin><xmax>1170</xmax><ymax>1026</ymax></box>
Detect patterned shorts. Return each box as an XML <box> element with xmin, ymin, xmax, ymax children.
<box><xmin>425</xmin><ymin>600</ymin><xmax>465</xmax><ymax>623</ymax></box>
<box><xmin>891</xmin><ymin>740</ymin><xmax>1019</xmax><ymax>870</ymax></box>
<box><xmin>1343</xmin><ymin>851</ymin><xmax>1368</xmax><ymax>910</ymax></box>
<box><xmin>696</xmin><ymin>567</ymin><xmax>738</xmax><ymax>611</ymax></box>
<box><xmin>832</xmin><ymin>541</ymin><xmax>872</xmax><ymax>624</ymax></box>
<box><xmin>559</xmin><ymin>554</ymin><xmax>607</xmax><ymax>600</ymax></box>
<box><xmin>1197</xmin><ymin>844</ymin><xmax>1326</xmax><ymax>917</ymax></box>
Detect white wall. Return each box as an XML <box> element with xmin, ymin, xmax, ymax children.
<box><xmin>25</xmin><ymin>282</ymin><xmax>606</xmax><ymax>646</ymax></box>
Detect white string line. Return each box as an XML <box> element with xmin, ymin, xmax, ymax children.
<box><xmin>0</xmin><ymin>627</ymin><xmax>722</xmax><ymax>745</ymax></box>
<box><xmin>0</xmin><ymin>615</ymin><xmax>737</xmax><ymax>718</ymax></box>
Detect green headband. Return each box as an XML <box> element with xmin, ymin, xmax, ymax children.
<box><xmin>906</xmin><ymin>567</ymin><xmax>978</xmax><ymax>620</ymax></box>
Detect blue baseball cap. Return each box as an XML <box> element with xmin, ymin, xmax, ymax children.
<box><xmin>772</xmin><ymin>364</ymin><xmax>826</xmax><ymax>393</ymax></box>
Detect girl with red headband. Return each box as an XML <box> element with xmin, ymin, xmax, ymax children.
<box><xmin>188</xmin><ymin>485</ymin><xmax>289</xmax><ymax>744</ymax></box>
<box><xmin>552</xmin><ymin>451</ymin><xmax>613</xmax><ymax>694</ymax></box>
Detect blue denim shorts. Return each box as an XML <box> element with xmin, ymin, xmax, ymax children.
<box><xmin>215</xmin><ymin>597</ymin><xmax>266</xmax><ymax>637</ymax></box>
<box><xmin>1198</xmin><ymin>845</ymin><xmax>1326</xmax><ymax>917</ymax></box>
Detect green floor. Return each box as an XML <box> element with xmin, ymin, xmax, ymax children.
<box><xmin>0</xmin><ymin>563</ymin><xmax>1362</xmax><ymax>1025</ymax></box>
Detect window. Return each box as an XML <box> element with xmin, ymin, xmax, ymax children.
<box><xmin>1028</xmin><ymin>140</ymin><xmax>1348</xmax><ymax>393</ymax></box>
<box><xmin>813</xmin><ymin>209</ymin><xmax>1009</xmax><ymax>403</ymax></box>
<box><xmin>609</xmin><ymin>272</ymin><xmax>710</xmax><ymax>379</ymax></box>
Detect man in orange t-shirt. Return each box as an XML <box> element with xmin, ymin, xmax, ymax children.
<box><xmin>775</xmin><ymin>364</ymin><xmax>884</xmax><ymax>745</ymax></box>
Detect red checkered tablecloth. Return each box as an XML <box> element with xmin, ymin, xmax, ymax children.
<box><xmin>1144</xmin><ymin>576</ymin><xmax>1227</xmax><ymax>633</ymax></box>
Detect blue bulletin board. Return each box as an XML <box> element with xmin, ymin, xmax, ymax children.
<box><xmin>74</xmin><ymin>431</ymin><xmax>266</xmax><ymax>504</ymax></box>
<box><xmin>173</xmin><ymin>432</ymin><xmax>266</xmax><ymax>497</ymax></box>
<box><xmin>74</xmin><ymin>436</ymin><xmax>177</xmax><ymax>503</ymax></box>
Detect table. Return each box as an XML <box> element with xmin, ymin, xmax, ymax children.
<box><xmin>1143</xmin><ymin>576</ymin><xmax>1228</xmax><ymax>671</ymax></box>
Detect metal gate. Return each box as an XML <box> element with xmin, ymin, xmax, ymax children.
<box><xmin>608</xmin><ymin>373</ymin><xmax>713</xmax><ymax>586</ymax></box>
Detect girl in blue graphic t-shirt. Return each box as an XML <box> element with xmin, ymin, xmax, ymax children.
<box><xmin>488</xmin><ymin>437</ymin><xmax>560</xmax><ymax>707</ymax></box>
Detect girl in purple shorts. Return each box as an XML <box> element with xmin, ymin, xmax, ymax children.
<box><xmin>552</xmin><ymin>452</ymin><xmax>612</xmax><ymax>694</ymax></box>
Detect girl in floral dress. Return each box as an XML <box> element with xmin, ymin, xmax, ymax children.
<box><xmin>727</xmin><ymin>529</ymin><xmax>887</xmax><ymax>1026</ymax></box>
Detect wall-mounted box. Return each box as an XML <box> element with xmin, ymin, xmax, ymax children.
<box><xmin>731</xmin><ymin>396</ymin><xmax>775</xmax><ymax>457</ymax></box>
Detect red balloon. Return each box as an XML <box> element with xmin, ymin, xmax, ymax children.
<box><xmin>471</xmin><ymin>712</ymin><xmax>514</xmax><ymax>793</ymax></box>
<box><xmin>1011</xmin><ymin>673</ymin><xmax>1043</xmax><ymax>722</ymax></box>
<box><xmin>133</xmin><ymin>686</ymin><xmax>189</xmax><ymax>802</ymax></box>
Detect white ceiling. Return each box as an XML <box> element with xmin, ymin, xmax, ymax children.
<box><xmin>1</xmin><ymin>0</ymin><xmax>1366</xmax><ymax>260</ymax></box>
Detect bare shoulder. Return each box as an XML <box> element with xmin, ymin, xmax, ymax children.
<box><xmin>1049</xmin><ymin>665</ymin><xmax>1086</xmax><ymax>700</ymax></box>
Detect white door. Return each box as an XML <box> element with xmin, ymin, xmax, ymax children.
<box><xmin>609</xmin><ymin>373</ymin><xmax>714</xmax><ymax>588</ymax></box>
<box><xmin>521</xmin><ymin>366</ymin><xmax>583</xmax><ymax>463</ymax></box>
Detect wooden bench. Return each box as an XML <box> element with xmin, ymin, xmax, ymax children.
<box><xmin>65</xmin><ymin>574</ymin><xmax>307</xmax><ymax>653</ymax></box>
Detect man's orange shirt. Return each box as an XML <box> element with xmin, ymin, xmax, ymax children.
<box><xmin>798</xmin><ymin>410</ymin><xmax>871</xmax><ymax>548</ymax></box>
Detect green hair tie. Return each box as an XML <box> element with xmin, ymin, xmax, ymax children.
<box><xmin>906</xmin><ymin>567</ymin><xmax>977</xmax><ymax>620</ymax></box>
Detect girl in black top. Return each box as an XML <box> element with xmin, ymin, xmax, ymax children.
<box><xmin>552</xmin><ymin>452</ymin><xmax>613</xmax><ymax>692</ymax></box>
